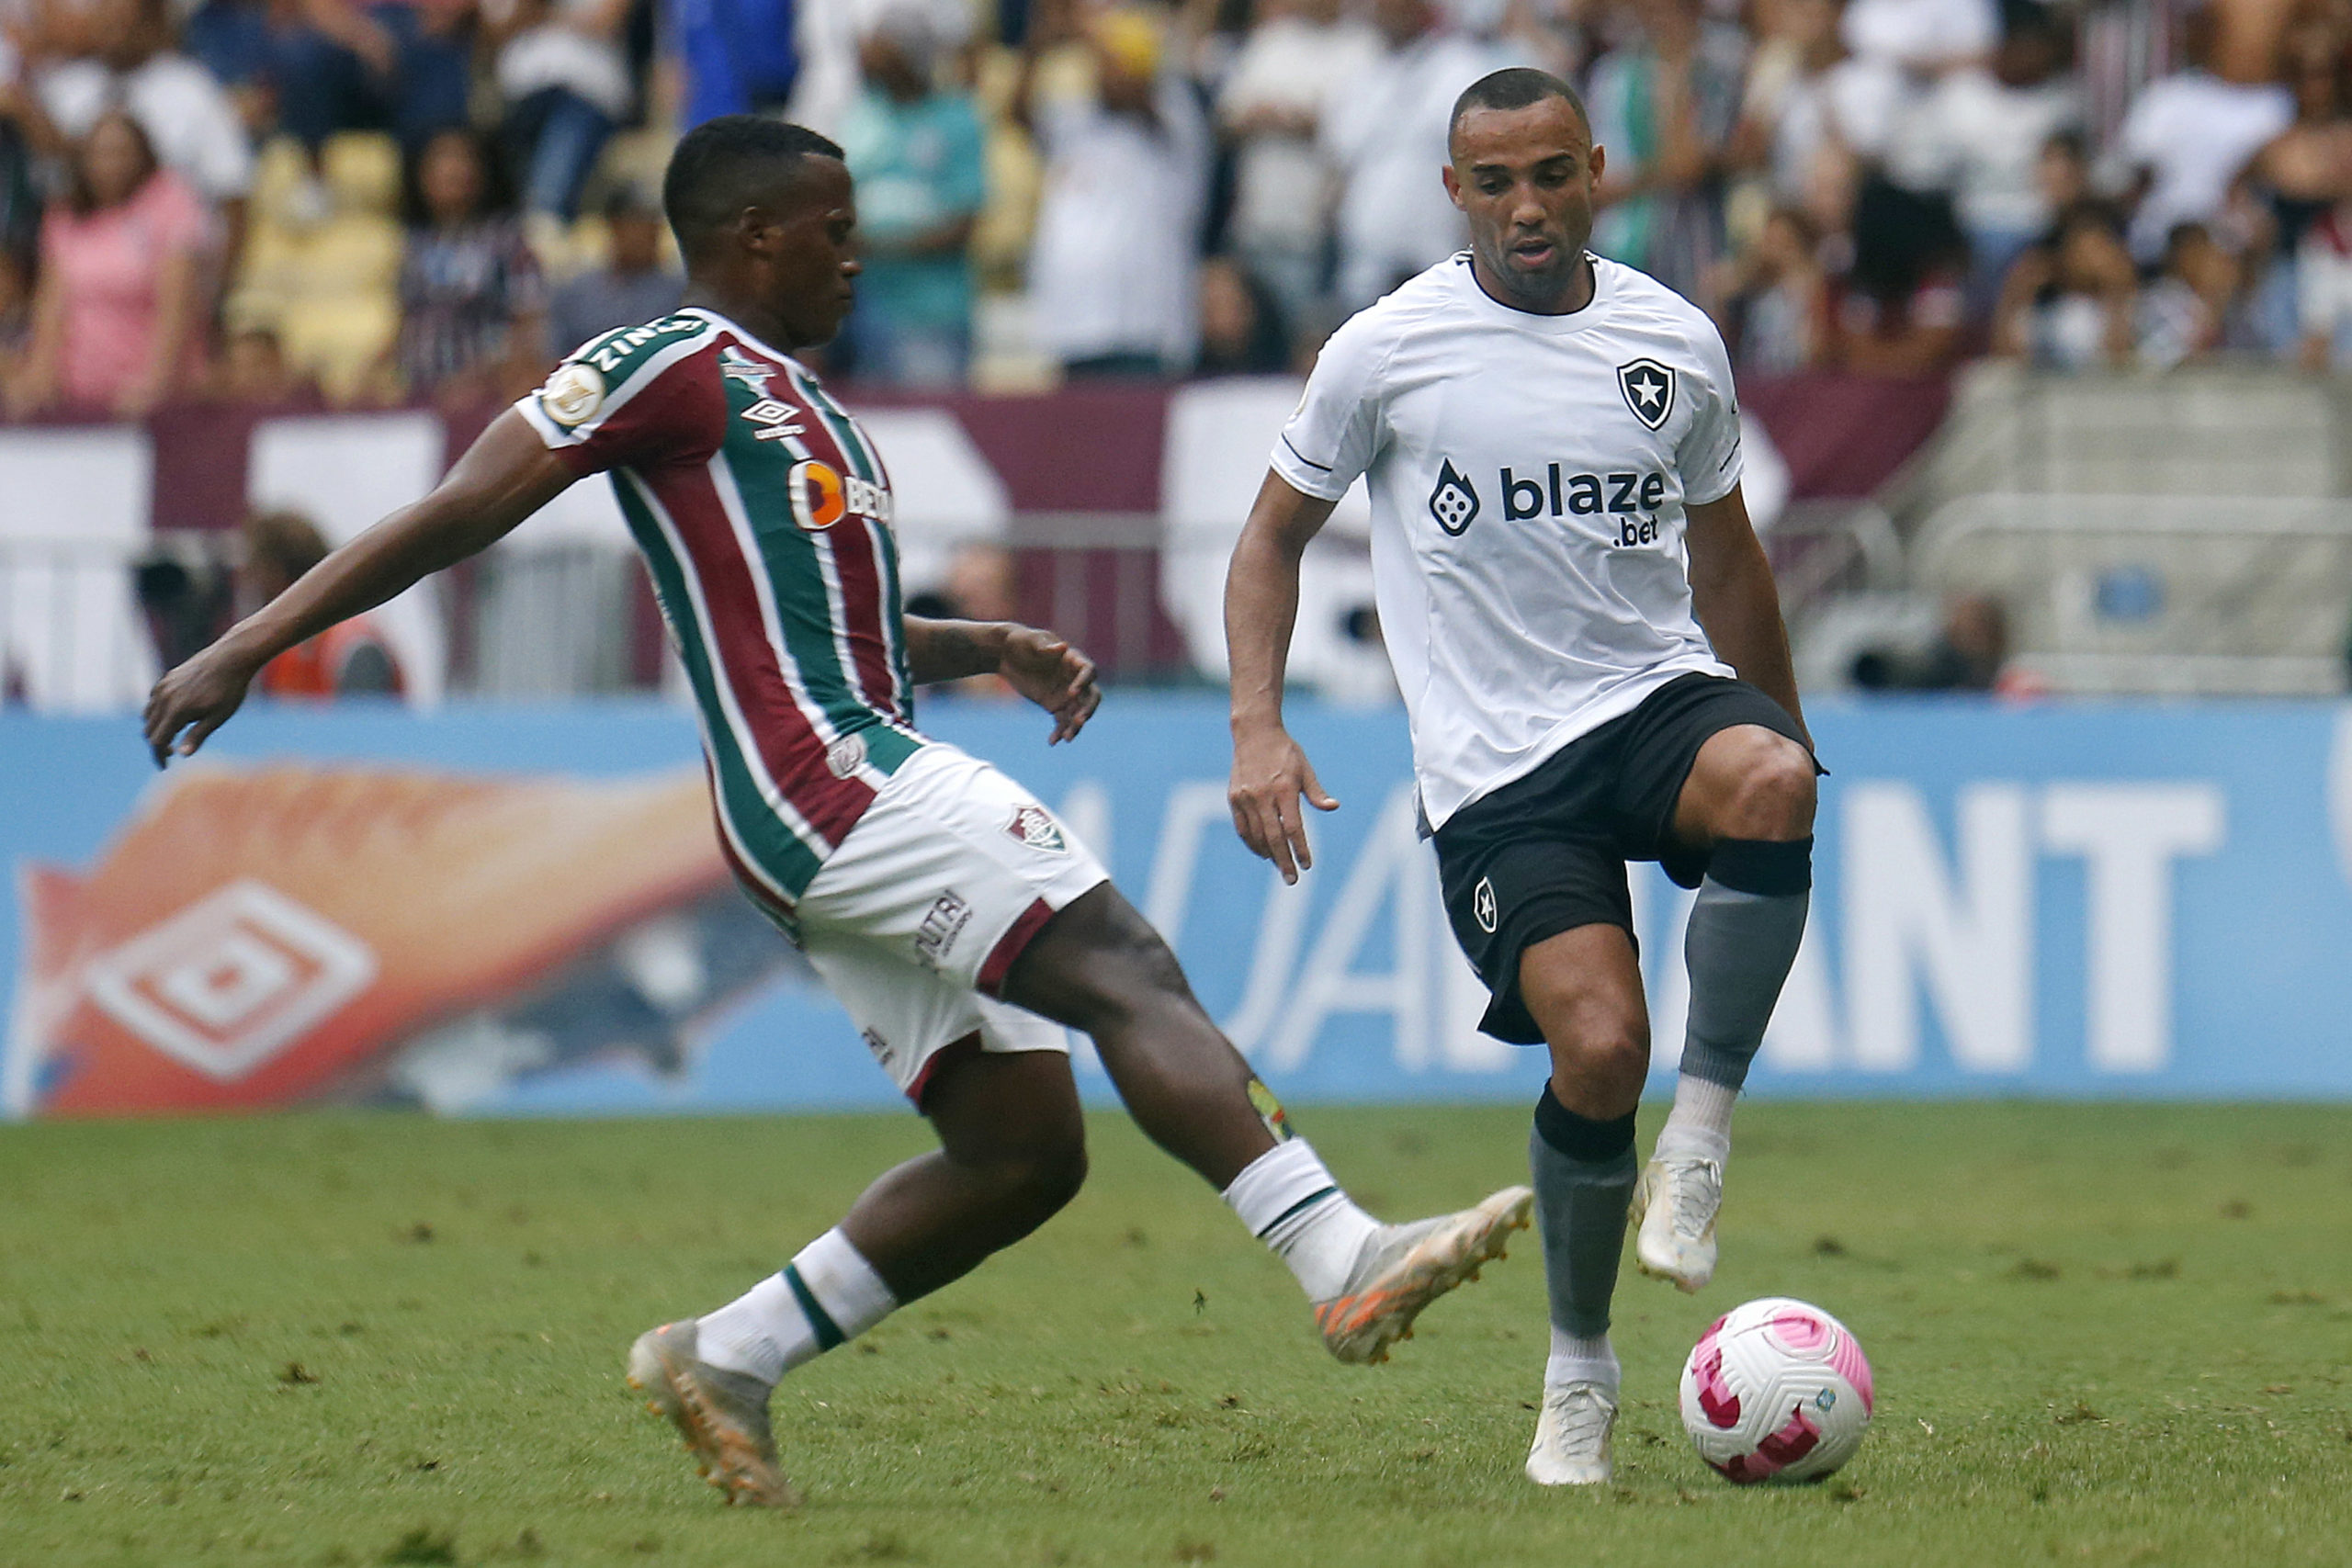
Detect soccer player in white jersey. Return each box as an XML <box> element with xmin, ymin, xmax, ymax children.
<box><xmin>1225</xmin><ymin>70</ymin><xmax>1821</xmax><ymax>1486</ymax></box>
<box><xmin>143</xmin><ymin>116</ymin><xmax>1533</xmax><ymax>1508</ymax></box>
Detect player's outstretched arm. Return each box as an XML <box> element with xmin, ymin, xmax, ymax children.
<box><xmin>142</xmin><ymin>409</ymin><xmax>576</xmax><ymax>765</ymax></box>
<box><xmin>1224</xmin><ymin>469</ymin><xmax>1340</xmax><ymax>885</ymax></box>
<box><xmin>1685</xmin><ymin>484</ymin><xmax>1812</xmax><ymax>748</ymax></box>
<box><xmin>901</xmin><ymin>616</ymin><xmax>1102</xmax><ymax>744</ymax></box>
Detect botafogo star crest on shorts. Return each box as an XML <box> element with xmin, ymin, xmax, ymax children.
<box><xmin>1617</xmin><ymin>358</ymin><xmax>1677</xmax><ymax>431</ymax></box>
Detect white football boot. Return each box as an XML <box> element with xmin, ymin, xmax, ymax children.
<box><xmin>627</xmin><ymin>1321</ymin><xmax>799</xmax><ymax>1507</ymax></box>
<box><xmin>1526</xmin><ymin>1380</ymin><xmax>1617</xmax><ymax>1485</ymax></box>
<box><xmin>1631</xmin><ymin>1153</ymin><xmax>1722</xmax><ymax>1293</ymax></box>
<box><xmin>1312</xmin><ymin>1185</ymin><xmax>1533</xmax><ymax>1365</ymax></box>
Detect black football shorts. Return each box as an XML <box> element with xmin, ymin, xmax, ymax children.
<box><xmin>1432</xmin><ymin>672</ymin><xmax>1811</xmax><ymax>1044</ymax></box>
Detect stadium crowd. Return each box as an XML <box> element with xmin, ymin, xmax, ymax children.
<box><xmin>0</xmin><ymin>0</ymin><xmax>2346</xmax><ymax>412</ymax></box>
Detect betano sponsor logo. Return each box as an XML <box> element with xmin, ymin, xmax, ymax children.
<box><xmin>789</xmin><ymin>458</ymin><xmax>892</xmax><ymax>532</ymax></box>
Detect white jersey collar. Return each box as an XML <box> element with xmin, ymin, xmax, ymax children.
<box><xmin>1451</xmin><ymin>251</ymin><xmax>1620</xmax><ymax>334</ymax></box>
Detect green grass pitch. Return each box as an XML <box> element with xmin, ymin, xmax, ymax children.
<box><xmin>2</xmin><ymin>1102</ymin><xmax>2349</xmax><ymax>1567</ymax></box>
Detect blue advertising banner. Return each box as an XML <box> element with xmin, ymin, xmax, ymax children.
<box><xmin>6</xmin><ymin>694</ymin><xmax>2350</xmax><ymax>1115</ymax></box>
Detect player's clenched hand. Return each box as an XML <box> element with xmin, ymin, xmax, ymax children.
<box><xmin>1228</xmin><ymin>723</ymin><xmax>1338</xmax><ymax>886</ymax></box>
<box><xmin>143</xmin><ymin>645</ymin><xmax>260</xmax><ymax>767</ymax></box>
<box><xmin>999</xmin><ymin>626</ymin><xmax>1102</xmax><ymax>744</ymax></box>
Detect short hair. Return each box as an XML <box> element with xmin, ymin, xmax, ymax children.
<box><xmin>662</xmin><ymin>116</ymin><xmax>845</xmax><ymax>254</ymax></box>
<box><xmin>1449</xmin><ymin>68</ymin><xmax>1589</xmax><ymax>147</ymax></box>
<box><xmin>1448</xmin><ymin>68</ymin><xmax>1589</xmax><ymax>151</ymax></box>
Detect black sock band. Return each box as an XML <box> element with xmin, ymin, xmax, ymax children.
<box><xmin>1533</xmin><ymin>1085</ymin><xmax>1636</xmax><ymax>1162</ymax></box>
<box><xmin>1707</xmin><ymin>836</ymin><xmax>1813</xmax><ymax>897</ymax></box>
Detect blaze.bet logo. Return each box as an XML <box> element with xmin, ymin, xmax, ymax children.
<box><xmin>1428</xmin><ymin>459</ymin><xmax>1481</xmax><ymax>536</ymax></box>
<box><xmin>81</xmin><ymin>881</ymin><xmax>377</xmax><ymax>1081</ymax></box>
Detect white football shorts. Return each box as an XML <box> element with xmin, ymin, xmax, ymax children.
<box><xmin>795</xmin><ymin>740</ymin><xmax>1109</xmax><ymax>1102</ymax></box>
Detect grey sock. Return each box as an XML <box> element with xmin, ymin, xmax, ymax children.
<box><xmin>1529</xmin><ymin>1089</ymin><xmax>1637</xmax><ymax>1340</ymax></box>
<box><xmin>1679</xmin><ymin>839</ymin><xmax>1812</xmax><ymax>1090</ymax></box>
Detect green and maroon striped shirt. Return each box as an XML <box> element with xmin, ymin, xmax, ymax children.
<box><xmin>517</xmin><ymin>309</ymin><xmax>924</xmax><ymax>913</ymax></box>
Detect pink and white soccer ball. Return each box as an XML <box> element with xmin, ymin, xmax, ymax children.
<box><xmin>1679</xmin><ymin>1297</ymin><xmax>1874</xmax><ymax>1484</ymax></box>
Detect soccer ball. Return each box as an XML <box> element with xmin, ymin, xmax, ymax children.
<box><xmin>1679</xmin><ymin>1296</ymin><xmax>1873</xmax><ymax>1484</ymax></box>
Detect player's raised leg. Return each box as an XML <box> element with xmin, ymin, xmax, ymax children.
<box><xmin>1633</xmin><ymin>726</ymin><xmax>1816</xmax><ymax>1293</ymax></box>
<box><xmin>1518</xmin><ymin>924</ymin><xmax>1648</xmax><ymax>1485</ymax></box>
<box><xmin>630</xmin><ymin>1040</ymin><xmax>1088</xmax><ymax>1506</ymax></box>
<box><xmin>1001</xmin><ymin>883</ymin><xmax>1532</xmax><ymax>1366</ymax></box>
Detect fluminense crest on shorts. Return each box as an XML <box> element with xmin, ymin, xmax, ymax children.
<box><xmin>825</xmin><ymin>732</ymin><xmax>868</xmax><ymax>779</ymax></box>
<box><xmin>1006</xmin><ymin>805</ymin><xmax>1067</xmax><ymax>852</ymax></box>
<box><xmin>1617</xmin><ymin>358</ymin><xmax>1677</xmax><ymax>431</ymax></box>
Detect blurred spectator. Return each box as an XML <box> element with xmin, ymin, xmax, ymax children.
<box><xmin>2245</xmin><ymin>9</ymin><xmax>2352</xmax><ymax>259</ymax></box>
<box><xmin>36</xmin><ymin>0</ymin><xmax>253</xmax><ymax>236</ymax></box>
<box><xmin>1892</xmin><ymin>6</ymin><xmax>2081</xmax><ymax>318</ymax></box>
<box><xmin>1716</xmin><ymin>203</ymin><xmax>1829</xmax><ymax>372</ymax></box>
<box><xmin>547</xmin><ymin>184</ymin><xmax>679</xmax><ymax>355</ymax></box>
<box><xmin>1851</xmin><ymin>590</ymin><xmax>2009</xmax><ymax>691</ymax></box>
<box><xmin>1736</xmin><ymin>0</ymin><xmax>1899</xmax><ymax>203</ymax></box>
<box><xmin>1319</xmin><ymin>0</ymin><xmax>1516</xmax><ymax>310</ymax></box>
<box><xmin>1215</xmin><ymin>0</ymin><xmax>1376</xmax><ymax>344</ymax></box>
<box><xmin>208</xmin><ymin>321</ymin><xmax>322</xmax><ymax>403</ymax></box>
<box><xmin>2293</xmin><ymin>197</ymin><xmax>2352</xmax><ymax>368</ymax></box>
<box><xmin>1019</xmin><ymin>4</ymin><xmax>1208</xmax><ymax>377</ymax></box>
<box><xmin>2139</xmin><ymin>220</ymin><xmax>2236</xmax><ymax>367</ymax></box>
<box><xmin>837</xmin><ymin>0</ymin><xmax>986</xmax><ymax>387</ymax></box>
<box><xmin>791</xmin><ymin>0</ymin><xmax>971</xmax><ymax>136</ymax></box>
<box><xmin>2243</xmin><ymin>9</ymin><xmax>2352</xmax><ymax>347</ymax></box>
<box><xmin>1993</xmin><ymin>199</ymin><xmax>2138</xmax><ymax>369</ymax></box>
<box><xmin>267</xmin><ymin>0</ymin><xmax>475</xmax><ymax>157</ymax></box>
<box><xmin>671</xmin><ymin>0</ymin><xmax>796</xmax><ymax>128</ymax></box>
<box><xmin>0</xmin><ymin>245</ymin><xmax>31</xmax><ymax>386</ymax></box>
<box><xmin>392</xmin><ymin>126</ymin><xmax>546</xmax><ymax>404</ymax></box>
<box><xmin>2036</xmin><ymin>126</ymin><xmax>2089</xmax><ymax>215</ymax></box>
<box><xmin>1839</xmin><ymin>0</ymin><xmax>1998</xmax><ymax>77</ymax></box>
<box><xmin>1834</xmin><ymin>174</ymin><xmax>1965</xmax><ymax>373</ymax></box>
<box><xmin>0</xmin><ymin>82</ymin><xmax>43</xmax><ymax>260</ymax></box>
<box><xmin>9</xmin><ymin>110</ymin><xmax>209</xmax><ymax>416</ymax></box>
<box><xmin>1193</xmin><ymin>253</ymin><xmax>1289</xmax><ymax>374</ymax></box>
<box><xmin>243</xmin><ymin>508</ymin><xmax>403</xmax><ymax>696</ymax></box>
<box><xmin>1588</xmin><ymin>0</ymin><xmax>1747</xmax><ymax>304</ymax></box>
<box><xmin>484</xmin><ymin>0</ymin><xmax>635</xmax><ymax>222</ymax></box>
<box><xmin>2113</xmin><ymin>5</ymin><xmax>2292</xmax><ymax>265</ymax></box>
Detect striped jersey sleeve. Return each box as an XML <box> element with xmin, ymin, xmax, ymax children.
<box><xmin>515</xmin><ymin>314</ymin><xmax>725</xmax><ymax>475</ymax></box>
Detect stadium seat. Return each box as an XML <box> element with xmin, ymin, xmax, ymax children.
<box><xmin>233</xmin><ymin>135</ymin><xmax>404</xmax><ymax>402</ymax></box>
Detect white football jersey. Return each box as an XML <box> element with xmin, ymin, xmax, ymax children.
<box><xmin>1271</xmin><ymin>253</ymin><xmax>1744</xmax><ymax>829</ymax></box>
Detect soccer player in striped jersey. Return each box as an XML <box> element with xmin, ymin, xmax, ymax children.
<box><xmin>143</xmin><ymin>115</ymin><xmax>1532</xmax><ymax>1509</ymax></box>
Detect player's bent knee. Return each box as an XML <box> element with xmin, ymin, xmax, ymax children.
<box><xmin>996</xmin><ymin>1136</ymin><xmax>1089</xmax><ymax>1224</ymax></box>
<box><xmin>1721</xmin><ymin>737</ymin><xmax>1815</xmax><ymax>840</ymax></box>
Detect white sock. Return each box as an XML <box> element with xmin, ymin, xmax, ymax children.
<box><xmin>1545</xmin><ymin>1327</ymin><xmax>1621</xmax><ymax>1393</ymax></box>
<box><xmin>1653</xmin><ymin>1073</ymin><xmax>1737</xmax><ymax>1166</ymax></box>
<box><xmin>1220</xmin><ymin>1139</ymin><xmax>1381</xmax><ymax>1302</ymax></box>
<box><xmin>695</xmin><ymin>1228</ymin><xmax>899</xmax><ymax>1384</ymax></box>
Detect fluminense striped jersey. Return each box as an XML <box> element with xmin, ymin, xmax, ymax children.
<box><xmin>516</xmin><ymin>307</ymin><xmax>922</xmax><ymax>913</ymax></box>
